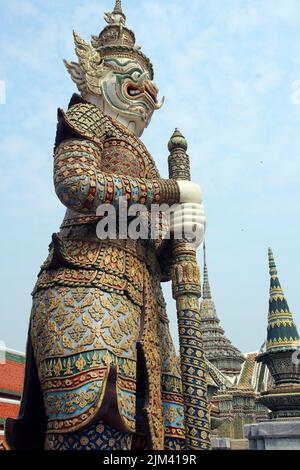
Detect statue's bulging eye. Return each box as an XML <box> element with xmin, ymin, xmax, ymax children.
<box><xmin>132</xmin><ymin>71</ymin><xmax>141</xmax><ymax>81</ymax></box>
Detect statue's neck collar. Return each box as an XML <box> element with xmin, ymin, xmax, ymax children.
<box><xmin>81</xmin><ymin>93</ymin><xmax>143</xmax><ymax>137</ymax></box>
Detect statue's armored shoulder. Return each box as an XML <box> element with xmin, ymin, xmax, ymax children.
<box><xmin>54</xmin><ymin>95</ymin><xmax>110</xmax><ymax>150</ymax></box>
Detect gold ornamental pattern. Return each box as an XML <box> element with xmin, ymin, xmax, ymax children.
<box><xmin>31</xmin><ymin>287</ymin><xmax>141</xmax><ymax>365</ymax></box>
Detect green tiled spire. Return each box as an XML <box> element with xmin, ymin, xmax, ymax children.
<box><xmin>266</xmin><ymin>247</ymin><xmax>299</xmax><ymax>353</ymax></box>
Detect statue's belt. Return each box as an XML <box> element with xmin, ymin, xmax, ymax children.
<box><xmin>32</xmin><ymin>234</ymin><xmax>162</xmax><ymax>308</ymax></box>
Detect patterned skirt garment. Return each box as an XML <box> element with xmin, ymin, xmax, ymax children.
<box><xmin>30</xmin><ymin>234</ymin><xmax>185</xmax><ymax>450</ymax></box>
<box><xmin>45</xmin><ymin>421</ymin><xmax>132</xmax><ymax>450</ymax></box>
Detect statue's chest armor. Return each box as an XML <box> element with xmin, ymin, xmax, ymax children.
<box><xmin>102</xmin><ymin>139</ymin><xmax>146</xmax><ymax>178</ymax></box>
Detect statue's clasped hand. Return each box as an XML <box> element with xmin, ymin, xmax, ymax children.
<box><xmin>169</xmin><ymin>181</ymin><xmax>206</xmax><ymax>248</ymax></box>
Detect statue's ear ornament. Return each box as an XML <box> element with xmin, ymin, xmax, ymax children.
<box><xmin>63</xmin><ymin>59</ymin><xmax>86</xmax><ymax>94</ymax></box>
<box><xmin>64</xmin><ymin>31</ymin><xmax>109</xmax><ymax>97</ymax></box>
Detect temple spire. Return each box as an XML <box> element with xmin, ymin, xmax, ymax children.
<box><xmin>199</xmin><ymin>242</ymin><xmax>245</xmax><ymax>377</ymax></box>
<box><xmin>203</xmin><ymin>241</ymin><xmax>212</xmax><ymax>300</ymax></box>
<box><xmin>266</xmin><ymin>247</ymin><xmax>299</xmax><ymax>352</ymax></box>
<box><xmin>268</xmin><ymin>247</ymin><xmax>278</xmax><ymax>277</ymax></box>
<box><xmin>256</xmin><ymin>248</ymin><xmax>300</xmax><ymax>419</ymax></box>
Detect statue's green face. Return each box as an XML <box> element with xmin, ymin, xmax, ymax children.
<box><xmin>101</xmin><ymin>57</ymin><xmax>163</xmax><ymax>134</ymax></box>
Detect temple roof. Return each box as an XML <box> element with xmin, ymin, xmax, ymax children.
<box><xmin>237</xmin><ymin>351</ymin><xmax>270</xmax><ymax>392</ymax></box>
<box><xmin>206</xmin><ymin>359</ymin><xmax>234</xmax><ymax>390</ymax></box>
<box><xmin>265</xmin><ymin>248</ymin><xmax>299</xmax><ymax>353</ymax></box>
<box><xmin>0</xmin><ymin>347</ymin><xmax>24</xmax><ymax>443</ymax></box>
<box><xmin>200</xmin><ymin>243</ymin><xmax>245</xmax><ymax>376</ymax></box>
<box><xmin>0</xmin><ymin>348</ymin><xmax>25</xmax><ymax>398</ymax></box>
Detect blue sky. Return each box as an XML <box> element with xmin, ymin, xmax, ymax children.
<box><xmin>0</xmin><ymin>0</ymin><xmax>300</xmax><ymax>354</ymax></box>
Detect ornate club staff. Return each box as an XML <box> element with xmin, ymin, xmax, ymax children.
<box><xmin>167</xmin><ymin>129</ymin><xmax>211</xmax><ymax>450</ymax></box>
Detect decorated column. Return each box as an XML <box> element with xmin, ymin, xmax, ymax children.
<box><xmin>168</xmin><ymin>129</ymin><xmax>211</xmax><ymax>450</ymax></box>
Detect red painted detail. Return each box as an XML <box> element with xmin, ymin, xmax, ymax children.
<box><xmin>0</xmin><ymin>402</ymin><xmax>20</xmax><ymax>420</ymax></box>
<box><xmin>0</xmin><ymin>360</ymin><xmax>24</xmax><ymax>394</ymax></box>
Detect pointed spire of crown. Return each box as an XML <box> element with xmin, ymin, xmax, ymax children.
<box><xmin>112</xmin><ymin>0</ymin><xmax>126</xmax><ymax>21</ymax></box>
<box><xmin>203</xmin><ymin>241</ymin><xmax>212</xmax><ymax>300</ymax></box>
<box><xmin>104</xmin><ymin>0</ymin><xmax>126</xmax><ymax>25</ymax></box>
<box><xmin>91</xmin><ymin>0</ymin><xmax>153</xmax><ymax>79</ymax></box>
<box><xmin>266</xmin><ymin>247</ymin><xmax>299</xmax><ymax>353</ymax></box>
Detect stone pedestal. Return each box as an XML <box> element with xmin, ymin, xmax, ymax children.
<box><xmin>245</xmin><ymin>421</ymin><xmax>300</xmax><ymax>450</ymax></box>
<box><xmin>211</xmin><ymin>437</ymin><xmax>231</xmax><ymax>450</ymax></box>
<box><xmin>212</xmin><ymin>438</ymin><xmax>249</xmax><ymax>450</ymax></box>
